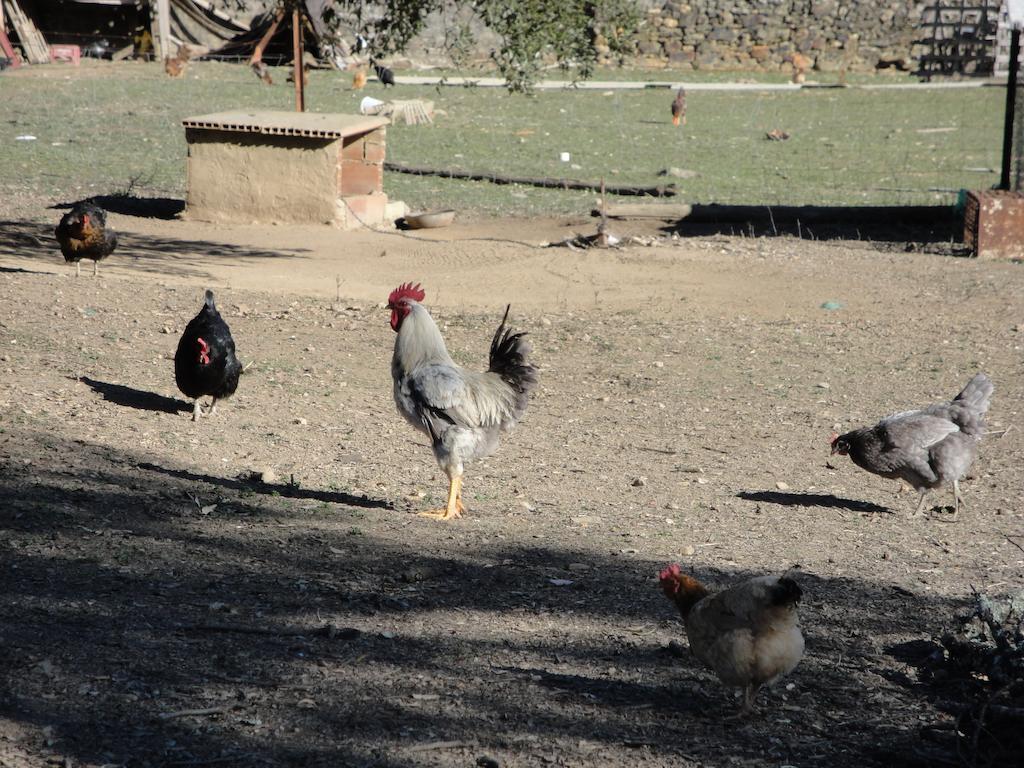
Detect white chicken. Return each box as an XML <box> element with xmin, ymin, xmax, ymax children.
<box><xmin>388</xmin><ymin>283</ymin><xmax>538</xmax><ymax>520</ymax></box>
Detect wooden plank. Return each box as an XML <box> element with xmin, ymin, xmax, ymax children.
<box><xmin>156</xmin><ymin>0</ymin><xmax>170</xmax><ymax>59</ymax></box>
<box><xmin>4</xmin><ymin>0</ymin><xmax>47</xmax><ymax>64</ymax></box>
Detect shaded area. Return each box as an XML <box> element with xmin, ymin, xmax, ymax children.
<box><xmin>667</xmin><ymin>204</ymin><xmax>965</xmax><ymax>246</ymax></box>
<box><xmin>77</xmin><ymin>195</ymin><xmax>185</xmax><ymax>220</ymax></box>
<box><xmin>737</xmin><ymin>489</ymin><xmax>891</xmax><ymax>514</ymax></box>
<box><xmin>79</xmin><ymin>376</ymin><xmax>190</xmax><ymax>415</ymax></box>
<box><xmin>0</xmin><ymin>220</ymin><xmax>311</xmax><ymax>279</ymax></box>
<box><xmin>51</xmin><ymin>195</ymin><xmax>185</xmax><ymax>220</ymax></box>
<box><xmin>0</xmin><ymin>426</ymin><xmax>971</xmax><ymax>768</ymax></box>
<box><xmin>135</xmin><ymin>460</ymin><xmax>394</xmax><ymax>511</ymax></box>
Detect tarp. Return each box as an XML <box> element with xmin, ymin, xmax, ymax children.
<box><xmin>151</xmin><ymin>0</ymin><xmax>252</xmax><ymax>55</ymax></box>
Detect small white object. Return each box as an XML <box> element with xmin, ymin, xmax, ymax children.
<box><xmin>359</xmin><ymin>96</ymin><xmax>385</xmax><ymax>115</ymax></box>
<box><xmin>559</xmin><ymin>152</ymin><xmax>570</xmax><ymax>162</ymax></box>
<box><xmin>15</xmin><ymin>135</ymin><xmax>37</xmax><ymax>141</ymax></box>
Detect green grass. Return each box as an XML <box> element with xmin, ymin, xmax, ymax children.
<box><xmin>0</xmin><ymin>60</ymin><xmax>1005</xmax><ymax>218</ymax></box>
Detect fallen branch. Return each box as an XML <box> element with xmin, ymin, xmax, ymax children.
<box><xmin>383</xmin><ymin>163</ymin><xmax>678</xmax><ymax>197</ymax></box>
<box><xmin>159</xmin><ymin>705</ymin><xmax>235</xmax><ymax>720</ymax></box>
<box><xmin>405</xmin><ymin>741</ymin><xmax>472</xmax><ymax>753</ymax></box>
<box><xmin>177</xmin><ymin>622</ymin><xmax>363</xmax><ymax>640</ymax></box>
<box><xmin>938</xmin><ymin>700</ymin><xmax>1024</xmax><ymax>722</ymax></box>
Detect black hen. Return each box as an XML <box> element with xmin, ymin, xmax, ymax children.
<box><xmin>55</xmin><ymin>202</ymin><xmax>117</xmax><ymax>277</ymax></box>
<box><xmin>372</xmin><ymin>59</ymin><xmax>395</xmax><ymax>87</ymax></box>
<box><xmin>174</xmin><ymin>290</ymin><xmax>242</xmax><ymax>421</ymax></box>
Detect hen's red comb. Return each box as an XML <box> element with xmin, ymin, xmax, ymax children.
<box><xmin>829</xmin><ymin>432</ymin><xmax>839</xmax><ymax>445</ymax></box>
<box><xmin>388</xmin><ymin>282</ymin><xmax>425</xmax><ymax>306</ymax></box>
<box><xmin>658</xmin><ymin>563</ymin><xmax>682</xmax><ymax>581</ymax></box>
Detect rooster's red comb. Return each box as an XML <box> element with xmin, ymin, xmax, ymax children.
<box><xmin>658</xmin><ymin>563</ymin><xmax>682</xmax><ymax>582</ymax></box>
<box><xmin>388</xmin><ymin>282</ymin><xmax>425</xmax><ymax>306</ymax></box>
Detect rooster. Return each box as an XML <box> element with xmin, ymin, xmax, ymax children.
<box><xmin>671</xmin><ymin>87</ymin><xmax>686</xmax><ymax>126</ymax></box>
<box><xmin>659</xmin><ymin>565</ymin><xmax>804</xmax><ymax>715</ymax></box>
<box><xmin>372</xmin><ymin>59</ymin><xmax>395</xmax><ymax>87</ymax></box>
<box><xmin>54</xmin><ymin>202</ymin><xmax>117</xmax><ymax>277</ymax></box>
<box><xmin>831</xmin><ymin>372</ymin><xmax>993</xmax><ymax>519</ymax></box>
<box><xmin>388</xmin><ymin>283</ymin><xmax>537</xmax><ymax>520</ymax></box>
<box><xmin>174</xmin><ymin>290</ymin><xmax>242</xmax><ymax>421</ymax></box>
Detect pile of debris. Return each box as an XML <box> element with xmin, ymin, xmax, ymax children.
<box><xmin>920</xmin><ymin>588</ymin><xmax>1024</xmax><ymax>767</ymax></box>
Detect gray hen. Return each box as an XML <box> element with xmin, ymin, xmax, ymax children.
<box><xmin>831</xmin><ymin>373</ymin><xmax>993</xmax><ymax>518</ymax></box>
<box><xmin>388</xmin><ymin>282</ymin><xmax>537</xmax><ymax>521</ymax></box>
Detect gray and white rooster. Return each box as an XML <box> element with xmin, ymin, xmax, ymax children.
<box><xmin>831</xmin><ymin>372</ymin><xmax>993</xmax><ymax>518</ymax></box>
<box><xmin>388</xmin><ymin>283</ymin><xmax>538</xmax><ymax>521</ymax></box>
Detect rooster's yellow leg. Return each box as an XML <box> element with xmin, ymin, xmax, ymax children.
<box><xmin>418</xmin><ymin>475</ymin><xmax>463</xmax><ymax>521</ymax></box>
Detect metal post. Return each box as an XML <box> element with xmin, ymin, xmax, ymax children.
<box><xmin>1000</xmin><ymin>28</ymin><xmax>1020</xmax><ymax>190</ymax></box>
<box><xmin>293</xmin><ymin>7</ymin><xmax>305</xmax><ymax>112</ymax></box>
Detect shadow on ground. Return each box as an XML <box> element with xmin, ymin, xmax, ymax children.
<box><xmin>737</xmin><ymin>489</ymin><xmax>892</xmax><ymax>514</ymax></box>
<box><xmin>660</xmin><ymin>204</ymin><xmax>967</xmax><ymax>249</ymax></box>
<box><xmin>52</xmin><ymin>195</ymin><xmax>186</xmax><ymax>220</ymax></box>
<box><xmin>79</xmin><ymin>376</ymin><xmax>190</xmax><ymax>415</ymax></box>
<box><xmin>0</xmin><ymin>426</ymin><xmax>966</xmax><ymax>767</ymax></box>
<box><xmin>0</xmin><ymin>220</ymin><xmax>311</xmax><ymax>279</ymax></box>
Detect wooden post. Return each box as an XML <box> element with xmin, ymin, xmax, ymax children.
<box><xmin>292</xmin><ymin>6</ymin><xmax>304</xmax><ymax>112</ymax></box>
<box><xmin>1000</xmin><ymin>28</ymin><xmax>1021</xmax><ymax>190</ymax></box>
<box><xmin>156</xmin><ymin>0</ymin><xmax>171</xmax><ymax>59</ymax></box>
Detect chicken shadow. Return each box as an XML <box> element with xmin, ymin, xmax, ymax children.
<box><xmin>79</xmin><ymin>376</ymin><xmax>190</xmax><ymax>415</ymax></box>
<box><xmin>737</xmin><ymin>489</ymin><xmax>891</xmax><ymax>514</ymax></box>
<box><xmin>134</xmin><ymin>460</ymin><xmax>394</xmax><ymax>511</ymax></box>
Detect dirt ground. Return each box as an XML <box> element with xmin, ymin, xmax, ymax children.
<box><xmin>0</xmin><ymin>209</ymin><xmax>1022</xmax><ymax>768</ymax></box>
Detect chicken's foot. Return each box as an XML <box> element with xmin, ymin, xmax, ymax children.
<box><xmin>93</xmin><ymin>260</ymin><xmax>99</xmax><ymax>277</ymax></box>
<box><xmin>951</xmin><ymin>479</ymin><xmax>964</xmax><ymax>521</ymax></box>
<box><xmin>913</xmin><ymin>491</ymin><xmax>930</xmax><ymax>517</ymax></box>
<box><xmin>75</xmin><ymin>262</ymin><xmax>81</xmax><ymax>278</ymax></box>
<box><xmin>418</xmin><ymin>475</ymin><xmax>464</xmax><ymax>521</ymax></box>
<box><xmin>191</xmin><ymin>399</ymin><xmax>203</xmax><ymax>421</ymax></box>
<box><xmin>723</xmin><ymin>684</ymin><xmax>761</xmax><ymax>719</ymax></box>
<box><xmin>209</xmin><ymin>397</ymin><xmax>219</xmax><ymax>416</ymax></box>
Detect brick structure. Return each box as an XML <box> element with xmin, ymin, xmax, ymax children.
<box><xmin>182</xmin><ymin>111</ymin><xmax>391</xmax><ymax>229</ymax></box>
<box><xmin>963</xmin><ymin>189</ymin><xmax>1024</xmax><ymax>258</ymax></box>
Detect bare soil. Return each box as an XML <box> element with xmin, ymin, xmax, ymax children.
<box><xmin>0</xmin><ymin>211</ymin><xmax>1022</xmax><ymax>768</ymax></box>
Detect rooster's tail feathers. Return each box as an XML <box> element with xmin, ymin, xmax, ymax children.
<box><xmin>488</xmin><ymin>305</ymin><xmax>538</xmax><ymax>418</ymax></box>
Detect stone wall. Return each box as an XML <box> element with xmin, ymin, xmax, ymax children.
<box><xmin>608</xmin><ymin>1</ymin><xmax>927</xmax><ymax>72</ymax></box>
<box><xmin>402</xmin><ymin>1</ymin><xmax>928</xmax><ymax>74</ymax></box>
